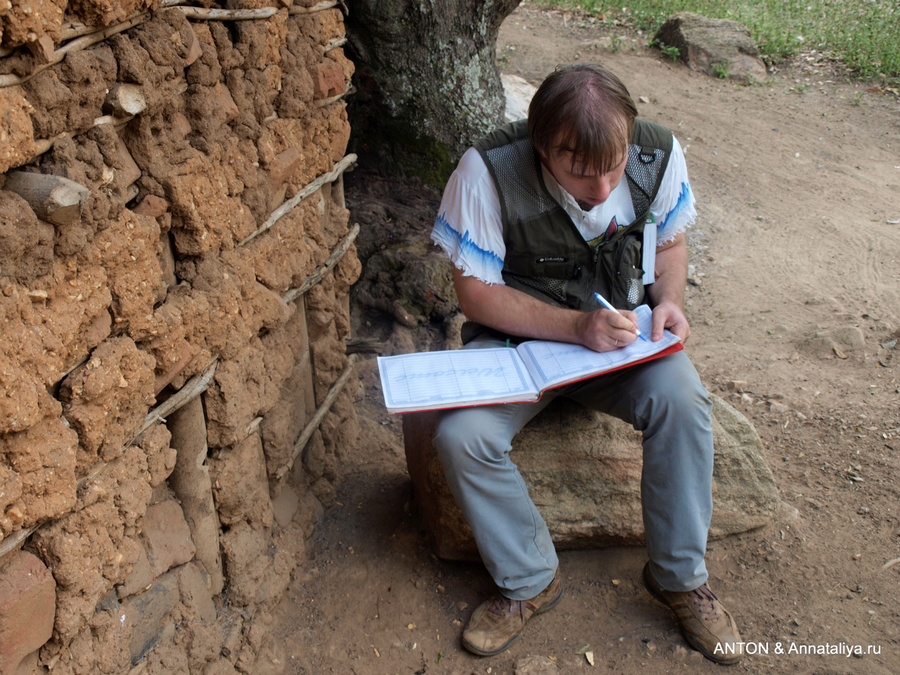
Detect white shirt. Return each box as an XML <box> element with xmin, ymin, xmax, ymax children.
<box><xmin>431</xmin><ymin>135</ymin><xmax>696</xmax><ymax>285</ymax></box>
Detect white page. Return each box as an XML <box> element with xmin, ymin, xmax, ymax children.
<box><xmin>516</xmin><ymin>305</ymin><xmax>680</xmax><ymax>390</ymax></box>
<box><xmin>377</xmin><ymin>348</ymin><xmax>538</xmax><ymax>412</ymax></box>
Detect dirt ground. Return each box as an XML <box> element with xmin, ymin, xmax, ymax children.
<box><xmin>270</xmin><ymin>5</ymin><xmax>900</xmax><ymax>674</ymax></box>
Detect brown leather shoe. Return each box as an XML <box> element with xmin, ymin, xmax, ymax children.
<box><xmin>642</xmin><ymin>562</ymin><xmax>743</xmax><ymax>665</ymax></box>
<box><xmin>462</xmin><ymin>569</ymin><xmax>563</xmax><ymax>656</ymax></box>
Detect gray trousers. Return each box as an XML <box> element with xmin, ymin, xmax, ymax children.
<box><xmin>433</xmin><ymin>346</ymin><xmax>714</xmax><ymax>600</ymax></box>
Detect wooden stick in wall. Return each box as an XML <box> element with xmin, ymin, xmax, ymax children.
<box><xmin>239</xmin><ymin>153</ymin><xmax>357</xmax><ymax>247</ymax></box>
<box><xmin>275</xmin><ymin>354</ymin><xmax>357</xmax><ymax>481</ymax></box>
<box><xmin>282</xmin><ymin>222</ymin><xmax>360</xmax><ymax>304</ymax></box>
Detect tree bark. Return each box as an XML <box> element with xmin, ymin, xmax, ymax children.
<box><xmin>345</xmin><ymin>0</ymin><xmax>521</xmax><ymax>184</ymax></box>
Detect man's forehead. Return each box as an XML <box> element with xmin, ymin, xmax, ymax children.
<box><xmin>552</xmin><ymin>147</ymin><xmax>627</xmax><ymax>171</ymax></box>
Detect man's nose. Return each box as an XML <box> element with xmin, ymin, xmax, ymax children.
<box><xmin>590</xmin><ymin>175</ymin><xmax>613</xmax><ymax>201</ymax></box>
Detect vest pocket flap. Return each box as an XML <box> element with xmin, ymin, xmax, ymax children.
<box><xmin>504</xmin><ymin>251</ymin><xmax>580</xmax><ymax>279</ymax></box>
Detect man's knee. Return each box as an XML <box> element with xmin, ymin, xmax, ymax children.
<box><xmin>433</xmin><ymin>413</ymin><xmax>507</xmax><ymax>469</ymax></box>
<box><xmin>648</xmin><ymin>358</ymin><xmax>711</xmax><ymax>417</ymax></box>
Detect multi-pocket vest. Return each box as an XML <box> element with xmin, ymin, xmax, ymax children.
<box><xmin>474</xmin><ymin>118</ymin><xmax>672</xmax><ymax>315</ymax></box>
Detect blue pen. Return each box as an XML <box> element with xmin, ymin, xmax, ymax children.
<box><xmin>594</xmin><ymin>292</ymin><xmax>647</xmax><ymax>341</ymax></box>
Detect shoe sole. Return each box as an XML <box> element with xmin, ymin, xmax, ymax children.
<box><xmin>461</xmin><ymin>582</ymin><xmax>564</xmax><ymax>657</ymax></box>
<box><xmin>642</xmin><ymin>564</ymin><xmax>741</xmax><ymax>666</ymax></box>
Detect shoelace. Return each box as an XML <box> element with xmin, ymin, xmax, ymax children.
<box><xmin>687</xmin><ymin>585</ymin><xmax>722</xmax><ymax>621</ymax></box>
<box><xmin>488</xmin><ymin>594</ymin><xmax>526</xmax><ymax>619</ymax></box>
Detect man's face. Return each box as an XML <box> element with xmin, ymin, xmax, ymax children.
<box><xmin>542</xmin><ymin>148</ymin><xmax>627</xmax><ymax>210</ymax></box>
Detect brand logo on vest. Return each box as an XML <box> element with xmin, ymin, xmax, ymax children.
<box><xmin>535</xmin><ymin>256</ymin><xmax>568</xmax><ymax>263</ymax></box>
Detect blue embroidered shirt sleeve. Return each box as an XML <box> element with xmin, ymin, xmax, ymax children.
<box><xmin>656</xmin><ymin>181</ymin><xmax>695</xmax><ymax>243</ymax></box>
<box><xmin>432</xmin><ymin>212</ymin><xmax>505</xmax><ymax>283</ymax></box>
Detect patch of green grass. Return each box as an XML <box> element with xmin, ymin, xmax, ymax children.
<box><xmin>712</xmin><ymin>60</ymin><xmax>731</xmax><ymax>79</ymax></box>
<box><xmin>535</xmin><ymin>0</ymin><xmax>900</xmax><ymax>88</ymax></box>
<box><xmin>657</xmin><ymin>42</ymin><xmax>681</xmax><ymax>61</ymax></box>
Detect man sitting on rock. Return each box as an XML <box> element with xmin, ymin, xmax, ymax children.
<box><xmin>429</xmin><ymin>63</ymin><xmax>742</xmax><ymax>665</ymax></box>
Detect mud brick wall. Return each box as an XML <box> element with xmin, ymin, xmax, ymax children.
<box><xmin>0</xmin><ymin>1</ymin><xmax>361</xmax><ymax>672</ymax></box>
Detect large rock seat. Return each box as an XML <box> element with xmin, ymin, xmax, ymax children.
<box><xmin>403</xmin><ymin>394</ymin><xmax>779</xmax><ymax>561</ymax></box>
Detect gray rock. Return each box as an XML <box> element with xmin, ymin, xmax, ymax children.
<box><xmin>654</xmin><ymin>12</ymin><xmax>767</xmax><ymax>84</ymax></box>
<box><xmin>515</xmin><ymin>654</ymin><xmax>560</xmax><ymax>674</ymax></box>
<box><xmin>403</xmin><ymin>394</ymin><xmax>779</xmax><ymax>561</ymax></box>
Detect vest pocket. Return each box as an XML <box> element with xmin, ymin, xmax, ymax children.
<box><xmin>502</xmin><ymin>250</ymin><xmax>582</xmax><ymax>306</ymax></box>
<box><xmin>599</xmin><ymin>229</ymin><xmax>645</xmax><ymax>309</ymax></box>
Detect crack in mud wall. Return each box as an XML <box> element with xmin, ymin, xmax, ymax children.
<box><xmin>0</xmin><ymin>1</ymin><xmax>361</xmax><ymax>672</ymax></box>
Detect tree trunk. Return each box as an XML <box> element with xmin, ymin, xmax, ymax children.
<box><xmin>345</xmin><ymin>0</ymin><xmax>521</xmax><ymax>185</ymax></box>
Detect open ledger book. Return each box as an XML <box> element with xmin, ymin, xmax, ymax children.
<box><xmin>377</xmin><ymin>304</ymin><xmax>682</xmax><ymax>414</ymax></box>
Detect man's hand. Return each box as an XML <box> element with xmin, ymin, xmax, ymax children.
<box><xmin>575</xmin><ymin>307</ymin><xmax>641</xmax><ymax>352</ymax></box>
<box><xmin>650</xmin><ymin>299</ymin><xmax>691</xmax><ymax>342</ymax></box>
<box><xmin>647</xmin><ymin>232</ymin><xmax>691</xmax><ymax>343</ymax></box>
<box><xmin>453</xmin><ymin>268</ymin><xmax>639</xmax><ymax>352</ymax></box>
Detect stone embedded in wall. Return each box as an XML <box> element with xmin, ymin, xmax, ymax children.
<box><xmin>0</xmin><ymin>87</ymin><xmax>37</xmax><ymax>185</ymax></box>
<box><xmin>136</xmin><ymin>422</ymin><xmax>177</xmax><ymax>488</ymax></box>
<box><xmin>0</xmin><ymin>190</ymin><xmax>55</xmax><ymax>284</ymax></box>
<box><xmin>141</xmin><ymin>500</ymin><xmax>197</xmax><ymax>577</ymax></box>
<box><xmin>174</xmin><ymin>563</ymin><xmax>222</xmax><ymax>669</ymax></box>
<box><xmin>0</xmin><ymin>416</ymin><xmax>78</xmax><ymax>534</ymax></box>
<box><xmin>166</xmin><ymin>155</ymin><xmax>258</xmax><ymax>255</ymax></box>
<box><xmin>68</xmin><ymin>0</ymin><xmax>153</xmax><ymax>30</ymax></box>
<box><xmin>0</xmin><ymin>550</ymin><xmax>56</xmax><ymax>675</ymax></box>
<box><xmin>310</xmin><ymin>59</ymin><xmax>345</xmax><ymax>99</ymax></box>
<box><xmin>269</xmin><ymin>146</ymin><xmax>303</xmax><ymax>187</ymax></box>
<box><xmin>204</xmin><ymin>338</ymin><xmax>285</xmax><ymax>449</ymax></box>
<box><xmin>95</xmin><ymin>209</ymin><xmax>166</xmax><ymax>339</ymax></box>
<box><xmin>29</xmin><ymin>446</ymin><xmax>152</xmax><ymax>637</ymax></box>
<box><xmin>219</xmin><ymin>522</ymin><xmax>269</xmax><ymax>607</ymax></box>
<box><xmin>111</xmin><ymin>10</ymin><xmax>204</xmax><ymax>116</ymax></box>
<box><xmin>234</xmin><ymin>11</ymin><xmax>288</xmax><ymax>71</ymax></box>
<box><xmin>117</xmin><ymin>541</ymin><xmax>154</xmax><ymax>599</ymax></box>
<box><xmin>0</xmin><ymin>320</ymin><xmax>63</xmax><ymax>435</ymax></box>
<box><xmin>260</xmin><ymin>311</ymin><xmax>317</xmax><ymax>478</ymax></box>
<box><xmin>132</xmin><ymin>193</ymin><xmax>168</xmax><ymax>219</ymax></box>
<box><xmin>0</xmin><ymin>0</ymin><xmax>65</xmax><ymax>48</ymax></box>
<box><xmin>208</xmin><ymin>432</ymin><xmax>274</xmax><ymax>528</ymax></box>
<box><xmin>23</xmin><ymin>46</ymin><xmax>117</xmax><ymax>140</ymax></box>
<box><xmin>271</xmin><ymin>485</ymin><xmax>300</xmax><ymax>529</ymax></box>
<box><xmin>121</xmin><ymin>572</ymin><xmax>180</xmax><ymax>664</ymax></box>
<box><xmin>242</xmin><ymin>203</ymin><xmax>318</xmax><ymax>294</ymax></box>
<box><xmin>30</xmin><ymin>263</ymin><xmax>114</xmax><ymax>377</ymax></box>
<box><xmin>59</xmin><ymin>336</ymin><xmax>156</xmax><ymax>469</ymax></box>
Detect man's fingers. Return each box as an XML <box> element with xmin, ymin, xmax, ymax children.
<box><xmin>608</xmin><ymin>309</ymin><xmax>639</xmax><ymax>333</ymax></box>
<box><xmin>651</xmin><ymin>313</ymin><xmax>667</xmax><ymax>341</ymax></box>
